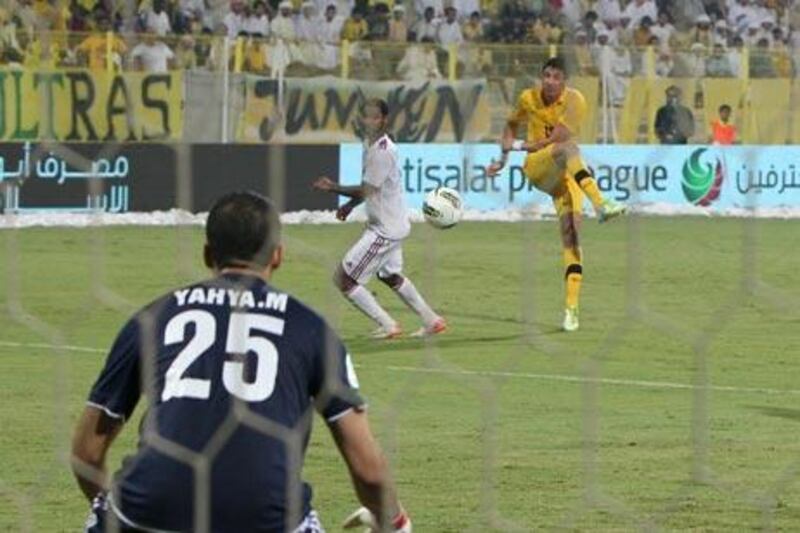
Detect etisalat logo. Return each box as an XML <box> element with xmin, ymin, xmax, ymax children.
<box><xmin>681</xmin><ymin>148</ymin><xmax>724</xmax><ymax>206</ymax></box>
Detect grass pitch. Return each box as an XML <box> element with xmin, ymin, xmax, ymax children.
<box><xmin>1</xmin><ymin>216</ymin><xmax>799</xmax><ymax>531</ymax></box>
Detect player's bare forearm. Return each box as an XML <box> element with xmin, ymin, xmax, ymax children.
<box><xmin>71</xmin><ymin>407</ymin><xmax>123</xmax><ymax>502</ymax></box>
<box><xmin>330</xmin><ymin>411</ymin><xmax>403</xmax><ymax>527</ymax></box>
<box><xmin>335</xmin><ymin>185</ymin><xmax>367</xmax><ymax>200</ymax></box>
<box><xmin>313</xmin><ymin>176</ymin><xmax>368</xmax><ymax>200</ymax></box>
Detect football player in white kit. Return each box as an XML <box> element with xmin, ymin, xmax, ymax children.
<box><xmin>313</xmin><ymin>98</ymin><xmax>446</xmax><ymax>339</ymax></box>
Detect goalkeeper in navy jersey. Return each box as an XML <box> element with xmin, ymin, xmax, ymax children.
<box><xmin>72</xmin><ymin>192</ymin><xmax>412</xmax><ymax>533</ymax></box>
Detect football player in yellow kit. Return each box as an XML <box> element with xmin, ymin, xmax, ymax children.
<box><xmin>488</xmin><ymin>56</ymin><xmax>626</xmax><ymax>332</ymax></box>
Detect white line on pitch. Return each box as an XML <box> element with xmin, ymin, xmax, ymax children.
<box><xmin>381</xmin><ymin>365</ymin><xmax>800</xmax><ymax>396</ymax></box>
<box><xmin>0</xmin><ymin>340</ymin><xmax>105</xmax><ymax>353</ymax></box>
<box><xmin>3</xmin><ymin>340</ymin><xmax>799</xmax><ymax>397</ymax></box>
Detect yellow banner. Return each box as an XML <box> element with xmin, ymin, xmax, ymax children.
<box><xmin>0</xmin><ymin>69</ymin><xmax>183</xmax><ymax>142</ymax></box>
<box><xmin>237</xmin><ymin>76</ymin><xmax>491</xmax><ymax>143</ymax></box>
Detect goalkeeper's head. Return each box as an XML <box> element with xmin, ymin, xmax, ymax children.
<box><xmin>204</xmin><ymin>191</ymin><xmax>283</xmax><ymax>276</ymax></box>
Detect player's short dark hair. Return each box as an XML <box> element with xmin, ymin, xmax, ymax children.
<box><xmin>364</xmin><ymin>98</ymin><xmax>389</xmax><ymax>117</ymax></box>
<box><xmin>542</xmin><ymin>56</ymin><xmax>568</xmax><ymax>76</ymax></box>
<box><xmin>719</xmin><ymin>104</ymin><xmax>731</xmax><ymax>113</ymax></box>
<box><xmin>206</xmin><ymin>191</ymin><xmax>281</xmax><ymax>269</ymax></box>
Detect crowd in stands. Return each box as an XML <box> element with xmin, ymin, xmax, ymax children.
<box><xmin>0</xmin><ymin>0</ymin><xmax>798</xmax><ymax>79</ymax></box>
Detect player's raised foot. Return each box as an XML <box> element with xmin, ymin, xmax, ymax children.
<box><xmin>370</xmin><ymin>324</ymin><xmax>403</xmax><ymax>340</ymax></box>
<box><xmin>598</xmin><ymin>200</ymin><xmax>627</xmax><ymax>224</ymax></box>
<box><xmin>562</xmin><ymin>306</ymin><xmax>579</xmax><ymax>332</ymax></box>
<box><xmin>410</xmin><ymin>317</ymin><xmax>447</xmax><ymax>338</ymax></box>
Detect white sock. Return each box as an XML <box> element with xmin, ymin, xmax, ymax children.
<box><xmin>346</xmin><ymin>285</ymin><xmax>396</xmax><ymax>330</ymax></box>
<box><xmin>394</xmin><ymin>278</ymin><xmax>438</xmax><ymax>325</ymax></box>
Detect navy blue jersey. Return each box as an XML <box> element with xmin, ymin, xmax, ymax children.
<box><xmin>87</xmin><ymin>273</ymin><xmax>364</xmax><ymax>532</ymax></box>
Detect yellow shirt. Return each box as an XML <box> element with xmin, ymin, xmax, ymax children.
<box><xmin>341</xmin><ymin>19</ymin><xmax>368</xmax><ymax>41</ymax></box>
<box><xmin>77</xmin><ymin>33</ymin><xmax>127</xmax><ymax>70</ymax></box>
<box><xmin>509</xmin><ymin>86</ymin><xmax>587</xmax><ymax>142</ymax></box>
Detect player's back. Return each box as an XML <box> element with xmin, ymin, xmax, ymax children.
<box><xmin>362</xmin><ymin>133</ymin><xmax>410</xmax><ymax>240</ymax></box>
<box><xmin>92</xmin><ymin>272</ymin><xmax>361</xmax><ymax>532</ymax></box>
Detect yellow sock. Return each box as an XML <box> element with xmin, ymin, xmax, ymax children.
<box><xmin>566</xmin><ymin>153</ymin><xmax>605</xmax><ymax>213</ymax></box>
<box><xmin>563</xmin><ymin>248</ymin><xmax>582</xmax><ymax>309</ymax></box>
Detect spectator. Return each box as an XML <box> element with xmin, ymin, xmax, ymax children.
<box><xmin>666</xmin><ymin>0</ymin><xmax>706</xmax><ymax>31</ymax></box>
<box><xmin>713</xmin><ymin>19</ymin><xmax>728</xmax><ymax>45</ymax></box>
<box><xmin>553</xmin><ymin>0</ymin><xmax>584</xmax><ymax>28</ymax></box>
<box><xmin>728</xmin><ymin>0</ymin><xmax>753</xmax><ymax>33</ymax></box>
<box><xmin>757</xmin><ymin>18</ymin><xmax>776</xmax><ymax>47</ymax></box>
<box><xmin>651</xmin><ymin>11</ymin><xmax>675</xmax><ymax>48</ymax></box>
<box><xmin>341</xmin><ymin>7</ymin><xmax>369</xmax><ymax>41</ymax></box>
<box><xmin>622</xmin><ymin>0</ymin><xmax>657</xmax><ymax>28</ymax></box>
<box><xmin>388</xmin><ymin>5</ymin><xmax>408</xmax><ymax>41</ymax></box>
<box><xmin>772</xmin><ymin>27</ymin><xmax>793</xmax><ymax>77</ymax></box>
<box><xmin>76</xmin><ymin>13</ymin><xmax>127</xmax><ymax>71</ymax></box>
<box><xmin>616</xmin><ymin>13</ymin><xmax>634</xmax><ymax>46</ymax></box>
<box><xmin>0</xmin><ymin>8</ymin><xmax>21</xmax><ymax>56</ymax></box>
<box><xmin>221</xmin><ymin>0</ymin><xmax>245</xmax><ymax>38</ymax></box>
<box><xmin>437</xmin><ymin>5</ymin><xmax>463</xmax><ymax>48</ymax></box>
<box><xmin>270</xmin><ymin>1</ymin><xmax>300</xmax><ymax>70</ymax></box>
<box><xmin>396</xmin><ymin>36</ymin><xmax>441</xmax><ymax>78</ymax></box>
<box><xmin>270</xmin><ymin>1</ymin><xmax>297</xmax><ymax>41</ymax></box>
<box><xmin>243</xmin><ymin>34</ymin><xmax>269</xmax><ymax>72</ymax></box>
<box><xmin>581</xmin><ymin>10</ymin><xmax>600</xmax><ymax>41</ymax></box>
<box><xmin>15</xmin><ymin>0</ymin><xmax>38</xmax><ymax>36</ymax></box>
<box><xmin>728</xmin><ymin>34</ymin><xmax>744</xmax><ymax>76</ymax></box>
<box><xmin>174</xmin><ymin>34</ymin><xmax>198</xmax><ymax>69</ymax></box>
<box><xmin>681</xmin><ymin>41</ymin><xmax>707</xmax><ymax>77</ymax></box>
<box><xmin>651</xmin><ymin>36</ymin><xmax>674</xmax><ymax>76</ymax></box>
<box><xmin>415</xmin><ymin>0</ymin><xmax>444</xmax><ymax>18</ymax></box>
<box><xmin>296</xmin><ymin>1</ymin><xmax>321</xmax><ymax>43</ymax></box>
<box><xmin>633</xmin><ymin>15</ymin><xmax>654</xmax><ymax>46</ymax></box>
<box><xmin>243</xmin><ymin>1</ymin><xmax>270</xmax><ymax>37</ymax></box>
<box><xmin>367</xmin><ymin>3</ymin><xmax>391</xmax><ymax>40</ymax></box>
<box><xmin>462</xmin><ymin>10</ymin><xmax>482</xmax><ymax>41</ymax></box>
<box><xmin>608</xmin><ymin>43</ymin><xmax>632</xmax><ymax>105</ymax></box>
<box><xmin>692</xmin><ymin>13</ymin><xmax>713</xmax><ymax>47</ymax></box>
<box><xmin>593</xmin><ymin>0</ymin><xmax>622</xmax><ymax>27</ymax></box>
<box><xmin>176</xmin><ymin>0</ymin><xmax>208</xmax><ymax>34</ymax></box>
<box><xmin>131</xmin><ymin>32</ymin><xmax>175</xmax><ymax>72</ymax></box>
<box><xmin>744</xmin><ymin>22</ymin><xmax>760</xmax><ymax>45</ymax></box>
<box><xmin>412</xmin><ymin>6</ymin><xmax>439</xmax><ymax>41</ymax></box>
<box><xmin>749</xmin><ymin>37</ymin><xmax>776</xmax><ymax>77</ymax></box>
<box><xmin>453</xmin><ymin>0</ymin><xmax>479</xmax><ymax>22</ymax></box>
<box><xmin>710</xmin><ymin>104</ymin><xmax>737</xmax><ymax>145</ymax></box>
<box><xmin>705</xmin><ymin>42</ymin><xmax>733</xmax><ymax>76</ymax></box>
<box><xmin>573</xmin><ymin>30</ymin><xmax>598</xmax><ymax>75</ymax></box>
<box><xmin>318</xmin><ymin>4</ymin><xmax>344</xmax><ymax>69</ymax></box>
<box><xmin>654</xmin><ymin>85</ymin><xmax>695</xmax><ymax>144</ymax></box>
<box><xmin>144</xmin><ymin>0</ymin><xmax>172</xmax><ymax>37</ymax></box>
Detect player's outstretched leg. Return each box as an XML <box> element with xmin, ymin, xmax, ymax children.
<box><xmin>555</xmin><ymin>141</ymin><xmax>627</xmax><ymax>223</ymax></box>
<box><xmin>378</xmin><ymin>273</ymin><xmax>446</xmax><ymax>337</ymax></box>
<box><xmin>335</xmin><ymin>267</ymin><xmax>401</xmax><ymax>339</ymax></box>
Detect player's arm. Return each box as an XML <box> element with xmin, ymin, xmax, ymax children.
<box><xmin>72</xmin><ymin>318</ymin><xmax>140</xmax><ymax>501</ymax></box>
<box><xmin>71</xmin><ymin>407</ymin><xmax>125</xmax><ymax>501</ymax></box>
<box><xmin>487</xmin><ymin>107</ymin><xmax>523</xmax><ymax>176</ymax></box>
<box><xmin>329</xmin><ymin>411</ymin><xmax>411</xmax><ymax>531</ymax></box>
<box><xmin>312</xmin><ymin>176</ymin><xmax>378</xmax><ymax>200</ymax></box>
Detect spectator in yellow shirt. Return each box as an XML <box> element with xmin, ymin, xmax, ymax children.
<box><xmin>76</xmin><ymin>13</ymin><xmax>127</xmax><ymax>70</ymax></box>
<box><xmin>341</xmin><ymin>8</ymin><xmax>368</xmax><ymax>41</ymax></box>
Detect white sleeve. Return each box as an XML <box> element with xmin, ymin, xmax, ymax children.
<box><xmin>363</xmin><ymin>148</ymin><xmax>393</xmax><ymax>187</ymax></box>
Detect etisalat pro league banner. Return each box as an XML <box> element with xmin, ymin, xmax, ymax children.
<box><xmin>339</xmin><ymin>144</ymin><xmax>800</xmax><ymax>210</ymax></box>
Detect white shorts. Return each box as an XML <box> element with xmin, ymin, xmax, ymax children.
<box><xmin>342</xmin><ymin>228</ymin><xmax>403</xmax><ymax>285</ymax></box>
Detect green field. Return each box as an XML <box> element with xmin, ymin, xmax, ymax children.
<box><xmin>1</xmin><ymin>217</ymin><xmax>799</xmax><ymax>531</ymax></box>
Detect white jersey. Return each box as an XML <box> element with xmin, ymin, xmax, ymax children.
<box><xmin>362</xmin><ymin>134</ymin><xmax>410</xmax><ymax>240</ymax></box>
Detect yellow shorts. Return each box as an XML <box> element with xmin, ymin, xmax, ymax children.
<box><xmin>522</xmin><ymin>145</ymin><xmax>584</xmax><ymax>218</ymax></box>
